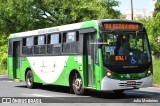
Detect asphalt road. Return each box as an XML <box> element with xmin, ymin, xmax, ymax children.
<box><xmin>0</xmin><ymin>75</ymin><xmax>160</xmax><ymax>106</ymax></box>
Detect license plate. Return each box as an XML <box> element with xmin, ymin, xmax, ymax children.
<box><xmin>127</xmin><ymin>81</ymin><xmax>136</xmax><ymax>85</ymax></box>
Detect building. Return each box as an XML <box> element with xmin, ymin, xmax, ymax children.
<box><xmin>124</xmin><ymin>9</ymin><xmax>153</xmax><ymax>20</ymax></box>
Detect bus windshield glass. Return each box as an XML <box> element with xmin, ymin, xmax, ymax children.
<box><xmin>102</xmin><ymin>32</ymin><xmax>151</xmax><ymax>65</ymax></box>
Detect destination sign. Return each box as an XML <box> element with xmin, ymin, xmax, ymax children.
<box><xmin>103</xmin><ymin>23</ymin><xmax>143</xmax><ymax>31</ymax></box>
<box><xmin>115</xmin><ymin>56</ymin><xmax>127</xmax><ymax>62</ymax></box>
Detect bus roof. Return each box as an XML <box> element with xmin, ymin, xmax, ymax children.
<box><xmin>9</xmin><ymin>19</ymin><xmax>142</xmax><ymax>39</ymax></box>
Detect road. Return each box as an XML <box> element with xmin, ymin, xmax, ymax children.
<box><xmin>0</xmin><ymin>75</ymin><xmax>160</xmax><ymax>106</ymax></box>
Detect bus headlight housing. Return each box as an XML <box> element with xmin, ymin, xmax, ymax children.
<box><xmin>104</xmin><ymin>67</ymin><xmax>113</xmax><ymax>78</ymax></box>
<box><xmin>106</xmin><ymin>71</ymin><xmax>112</xmax><ymax>78</ymax></box>
<box><xmin>147</xmin><ymin>66</ymin><xmax>152</xmax><ymax>76</ymax></box>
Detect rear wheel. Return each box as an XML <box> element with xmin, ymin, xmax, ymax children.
<box><xmin>26</xmin><ymin>70</ymin><xmax>42</xmax><ymax>88</ymax></box>
<box><xmin>71</xmin><ymin>72</ymin><xmax>84</xmax><ymax>95</ymax></box>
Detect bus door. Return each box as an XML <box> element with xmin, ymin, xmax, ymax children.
<box><xmin>84</xmin><ymin>33</ymin><xmax>96</xmax><ymax>87</ymax></box>
<box><xmin>13</xmin><ymin>41</ymin><xmax>21</xmax><ymax>79</ymax></box>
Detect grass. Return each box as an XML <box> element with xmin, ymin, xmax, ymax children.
<box><xmin>153</xmin><ymin>58</ymin><xmax>160</xmax><ymax>84</ymax></box>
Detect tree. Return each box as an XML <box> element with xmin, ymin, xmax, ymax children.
<box><xmin>0</xmin><ymin>0</ymin><xmax>121</xmax><ymax>73</ymax></box>
<box><xmin>141</xmin><ymin>0</ymin><xmax>160</xmax><ymax>57</ymax></box>
<box><xmin>153</xmin><ymin>0</ymin><xmax>160</xmax><ymax>17</ymax></box>
<box><xmin>0</xmin><ymin>0</ymin><xmax>121</xmax><ymax>34</ymax></box>
<box><xmin>0</xmin><ymin>34</ymin><xmax>8</xmax><ymax>72</ymax></box>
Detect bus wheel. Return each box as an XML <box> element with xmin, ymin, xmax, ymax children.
<box><xmin>72</xmin><ymin>73</ymin><xmax>84</xmax><ymax>95</ymax></box>
<box><xmin>26</xmin><ymin>70</ymin><xmax>42</xmax><ymax>89</ymax></box>
<box><xmin>113</xmin><ymin>90</ymin><xmax>125</xmax><ymax>94</ymax></box>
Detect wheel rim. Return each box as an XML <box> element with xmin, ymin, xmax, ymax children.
<box><xmin>27</xmin><ymin>74</ymin><xmax>32</xmax><ymax>86</ymax></box>
<box><xmin>73</xmin><ymin>74</ymin><xmax>82</xmax><ymax>91</ymax></box>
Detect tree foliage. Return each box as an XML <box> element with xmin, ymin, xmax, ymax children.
<box><xmin>153</xmin><ymin>0</ymin><xmax>160</xmax><ymax>17</ymax></box>
<box><xmin>0</xmin><ymin>0</ymin><xmax>121</xmax><ymax>73</ymax></box>
<box><xmin>0</xmin><ymin>34</ymin><xmax>8</xmax><ymax>72</ymax></box>
<box><xmin>141</xmin><ymin>0</ymin><xmax>160</xmax><ymax>57</ymax></box>
<box><xmin>0</xmin><ymin>0</ymin><xmax>120</xmax><ymax>34</ymax></box>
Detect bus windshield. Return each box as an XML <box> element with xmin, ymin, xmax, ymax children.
<box><xmin>102</xmin><ymin>32</ymin><xmax>151</xmax><ymax>65</ymax></box>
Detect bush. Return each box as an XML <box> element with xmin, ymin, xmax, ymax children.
<box><xmin>141</xmin><ymin>17</ymin><xmax>160</xmax><ymax>57</ymax></box>
<box><xmin>153</xmin><ymin>58</ymin><xmax>160</xmax><ymax>84</ymax></box>
<box><xmin>0</xmin><ymin>44</ymin><xmax>7</xmax><ymax>74</ymax></box>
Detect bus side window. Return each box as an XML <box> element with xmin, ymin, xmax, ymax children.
<box><xmin>22</xmin><ymin>37</ymin><xmax>33</xmax><ymax>55</ymax></box>
<box><xmin>8</xmin><ymin>39</ymin><xmax>13</xmax><ymax>56</ymax></box>
<box><xmin>38</xmin><ymin>35</ymin><xmax>45</xmax><ymax>45</ymax></box>
<box><xmin>34</xmin><ymin>36</ymin><xmax>38</xmax><ymax>54</ymax></box>
<box><xmin>51</xmin><ymin>34</ymin><xmax>60</xmax><ymax>44</ymax></box>
<box><xmin>76</xmin><ymin>31</ymin><xmax>79</xmax><ymax>41</ymax></box>
<box><xmin>63</xmin><ymin>33</ymin><xmax>67</xmax><ymax>43</ymax></box>
<box><xmin>34</xmin><ymin>36</ymin><xmax>38</xmax><ymax>45</ymax></box>
<box><xmin>75</xmin><ymin>31</ymin><xmax>79</xmax><ymax>53</ymax></box>
<box><xmin>22</xmin><ymin>38</ymin><xmax>26</xmax><ymax>55</ymax></box>
<box><xmin>47</xmin><ymin>35</ymin><xmax>51</xmax><ymax>44</ymax></box>
<box><xmin>35</xmin><ymin>35</ymin><xmax>46</xmax><ymax>54</ymax></box>
<box><xmin>47</xmin><ymin>33</ymin><xmax>61</xmax><ymax>55</ymax></box>
<box><xmin>66</xmin><ymin>32</ymin><xmax>76</xmax><ymax>43</ymax></box>
<box><xmin>23</xmin><ymin>38</ymin><xmax>26</xmax><ymax>46</ymax></box>
<box><xmin>63</xmin><ymin>31</ymin><xmax>79</xmax><ymax>54</ymax></box>
<box><xmin>26</xmin><ymin>37</ymin><xmax>33</xmax><ymax>46</ymax></box>
<box><xmin>47</xmin><ymin>34</ymin><xmax>52</xmax><ymax>54</ymax></box>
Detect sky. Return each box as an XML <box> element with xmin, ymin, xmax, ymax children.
<box><xmin>115</xmin><ymin>0</ymin><xmax>156</xmax><ymax>16</ymax></box>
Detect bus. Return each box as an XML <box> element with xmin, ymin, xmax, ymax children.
<box><xmin>7</xmin><ymin>19</ymin><xmax>152</xmax><ymax>95</ymax></box>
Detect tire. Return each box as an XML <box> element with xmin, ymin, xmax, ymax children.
<box><xmin>113</xmin><ymin>90</ymin><xmax>125</xmax><ymax>94</ymax></box>
<box><xmin>26</xmin><ymin>70</ymin><xmax>42</xmax><ymax>89</ymax></box>
<box><xmin>71</xmin><ymin>72</ymin><xmax>84</xmax><ymax>95</ymax></box>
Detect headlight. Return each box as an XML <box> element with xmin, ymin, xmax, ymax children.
<box><xmin>104</xmin><ymin>67</ymin><xmax>113</xmax><ymax>78</ymax></box>
<box><xmin>147</xmin><ymin>66</ymin><xmax>152</xmax><ymax>76</ymax></box>
<box><xmin>147</xmin><ymin>70</ymin><xmax>151</xmax><ymax>74</ymax></box>
<box><xmin>106</xmin><ymin>71</ymin><xmax>112</xmax><ymax>78</ymax></box>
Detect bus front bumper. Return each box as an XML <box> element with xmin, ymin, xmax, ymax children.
<box><xmin>101</xmin><ymin>75</ymin><xmax>152</xmax><ymax>91</ymax></box>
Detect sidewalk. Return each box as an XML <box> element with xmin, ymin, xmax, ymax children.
<box><xmin>153</xmin><ymin>84</ymin><xmax>160</xmax><ymax>88</ymax></box>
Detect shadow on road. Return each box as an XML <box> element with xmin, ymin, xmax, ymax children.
<box><xmin>15</xmin><ymin>84</ymin><xmax>160</xmax><ymax>99</ymax></box>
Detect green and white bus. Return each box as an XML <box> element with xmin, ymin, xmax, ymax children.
<box><xmin>7</xmin><ymin>19</ymin><xmax>152</xmax><ymax>95</ymax></box>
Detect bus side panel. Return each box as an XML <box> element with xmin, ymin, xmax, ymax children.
<box><xmin>22</xmin><ymin>56</ymin><xmax>81</xmax><ymax>86</ymax></box>
<box><xmin>33</xmin><ymin>71</ymin><xmax>44</xmax><ymax>84</ymax></box>
<box><xmin>96</xmin><ymin>49</ymin><xmax>106</xmax><ymax>90</ymax></box>
<box><xmin>7</xmin><ymin>57</ymin><xmax>14</xmax><ymax>79</ymax></box>
<box><xmin>19</xmin><ymin>57</ymin><xmax>30</xmax><ymax>81</ymax></box>
<box><xmin>95</xmin><ymin>64</ymin><xmax>101</xmax><ymax>90</ymax></box>
<box><xmin>19</xmin><ymin>57</ymin><xmax>44</xmax><ymax>83</ymax></box>
<box><xmin>53</xmin><ymin>56</ymin><xmax>83</xmax><ymax>86</ymax></box>
<box><xmin>8</xmin><ymin>57</ymin><xmax>20</xmax><ymax>79</ymax></box>
<box><xmin>24</xmin><ymin>55</ymin><xmax>83</xmax><ymax>87</ymax></box>
<box><xmin>19</xmin><ymin>56</ymin><xmax>84</xmax><ymax>87</ymax></box>
<box><xmin>16</xmin><ymin>57</ymin><xmax>21</xmax><ymax>79</ymax></box>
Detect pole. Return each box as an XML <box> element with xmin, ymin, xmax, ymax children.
<box><xmin>131</xmin><ymin>0</ymin><xmax>133</xmax><ymax>20</ymax></box>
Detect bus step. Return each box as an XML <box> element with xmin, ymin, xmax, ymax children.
<box><xmin>84</xmin><ymin>87</ymin><xmax>96</xmax><ymax>89</ymax></box>
<box><xmin>14</xmin><ymin>79</ymin><xmax>21</xmax><ymax>82</ymax></box>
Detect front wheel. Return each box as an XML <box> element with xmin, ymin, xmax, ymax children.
<box><xmin>26</xmin><ymin>70</ymin><xmax>42</xmax><ymax>89</ymax></box>
<box><xmin>71</xmin><ymin>72</ymin><xmax>84</xmax><ymax>95</ymax></box>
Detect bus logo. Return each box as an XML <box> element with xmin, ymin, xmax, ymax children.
<box><xmin>2</xmin><ymin>98</ymin><xmax>11</xmax><ymax>103</ymax></box>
